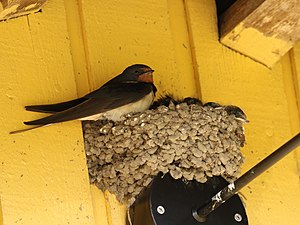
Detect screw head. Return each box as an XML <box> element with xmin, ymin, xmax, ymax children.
<box><xmin>157</xmin><ymin>206</ymin><xmax>165</xmax><ymax>215</ymax></box>
<box><xmin>234</xmin><ymin>213</ymin><xmax>242</xmax><ymax>222</ymax></box>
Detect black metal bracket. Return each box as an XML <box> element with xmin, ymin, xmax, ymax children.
<box><xmin>128</xmin><ymin>173</ymin><xmax>248</xmax><ymax>225</ymax></box>
<box><xmin>128</xmin><ymin>133</ymin><xmax>300</xmax><ymax>225</ymax></box>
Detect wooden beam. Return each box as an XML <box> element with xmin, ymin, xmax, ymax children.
<box><xmin>0</xmin><ymin>0</ymin><xmax>47</xmax><ymax>21</ymax></box>
<box><xmin>219</xmin><ymin>0</ymin><xmax>300</xmax><ymax>68</ymax></box>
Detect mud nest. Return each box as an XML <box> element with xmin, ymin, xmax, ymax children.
<box><xmin>83</xmin><ymin>97</ymin><xmax>247</xmax><ymax>205</ymax></box>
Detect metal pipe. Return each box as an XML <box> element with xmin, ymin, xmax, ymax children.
<box><xmin>193</xmin><ymin>133</ymin><xmax>300</xmax><ymax>222</ymax></box>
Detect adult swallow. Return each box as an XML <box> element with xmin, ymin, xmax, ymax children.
<box><xmin>10</xmin><ymin>64</ymin><xmax>156</xmax><ymax>134</ymax></box>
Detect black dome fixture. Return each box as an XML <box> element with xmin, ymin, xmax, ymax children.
<box><xmin>128</xmin><ymin>133</ymin><xmax>300</xmax><ymax>225</ymax></box>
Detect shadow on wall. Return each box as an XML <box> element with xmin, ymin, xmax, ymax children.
<box><xmin>215</xmin><ymin>0</ymin><xmax>237</xmax><ymax>16</ymax></box>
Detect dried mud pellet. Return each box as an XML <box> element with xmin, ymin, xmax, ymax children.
<box><xmin>170</xmin><ymin>167</ymin><xmax>182</xmax><ymax>179</ymax></box>
<box><xmin>83</xmin><ymin>99</ymin><xmax>246</xmax><ymax>204</ymax></box>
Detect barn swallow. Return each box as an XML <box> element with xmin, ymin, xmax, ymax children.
<box><xmin>203</xmin><ymin>102</ymin><xmax>222</xmax><ymax>108</ymax></box>
<box><xmin>223</xmin><ymin>105</ymin><xmax>249</xmax><ymax>123</ymax></box>
<box><xmin>10</xmin><ymin>64</ymin><xmax>157</xmax><ymax>134</ymax></box>
<box><xmin>204</xmin><ymin>102</ymin><xmax>249</xmax><ymax>123</ymax></box>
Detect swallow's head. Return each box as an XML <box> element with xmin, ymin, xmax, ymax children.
<box><xmin>122</xmin><ymin>64</ymin><xmax>154</xmax><ymax>83</ymax></box>
<box><xmin>224</xmin><ymin>105</ymin><xmax>249</xmax><ymax>123</ymax></box>
<box><xmin>204</xmin><ymin>102</ymin><xmax>222</xmax><ymax>108</ymax></box>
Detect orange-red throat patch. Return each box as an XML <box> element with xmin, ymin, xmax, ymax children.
<box><xmin>138</xmin><ymin>71</ymin><xmax>154</xmax><ymax>83</ymax></box>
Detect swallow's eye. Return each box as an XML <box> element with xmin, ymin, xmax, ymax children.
<box><xmin>134</xmin><ymin>70</ymin><xmax>140</xmax><ymax>74</ymax></box>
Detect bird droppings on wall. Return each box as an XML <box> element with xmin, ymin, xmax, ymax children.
<box><xmin>83</xmin><ymin>98</ymin><xmax>246</xmax><ymax>205</ymax></box>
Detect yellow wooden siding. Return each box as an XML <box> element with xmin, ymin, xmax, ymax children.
<box><xmin>0</xmin><ymin>0</ymin><xmax>95</xmax><ymax>224</ymax></box>
<box><xmin>185</xmin><ymin>1</ymin><xmax>300</xmax><ymax>225</ymax></box>
<box><xmin>0</xmin><ymin>199</ymin><xmax>3</xmax><ymax>225</ymax></box>
<box><xmin>0</xmin><ymin>1</ymin><xmax>299</xmax><ymax>225</ymax></box>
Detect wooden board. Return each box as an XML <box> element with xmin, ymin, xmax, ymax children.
<box><xmin>0</xmin><ymin>0</ymin><xmax>47</xmax><ymax>21</ymax></box>
<box><xmin>1</xmin><ymin>1</ymin><xmax>300</xmax><ymax>225</ymax></box>
<box><xmin>78</xmin><ymin>0</ymin><xmax>199</xmax><ymax>224</ymax></box>
<box><xmin>219</xmin><ymin>0</ymin><xmax>300</xmax><ymax>67</ymax></box>
<box><xmin>0</xmin><ymin>200</ymin><xmax>3</xmax><ymax>225</ymax></box>
<box><xmin>185</xmin><ymin>1</ymin><xmax>300</xmax><ymax>224</ymax></box>
<box><xmin>289</xmin><ymin>42</ymin><xmax>300</xmax><ymax>171</ymax></box>
<box><xmin>0</xmin><ymin>0</ymin><xmax>95</xmax><ymax>224</ymax></box>
<box><xmin>79</xmin><ymin>0</ymin><xmax>199</xmax><ymax>98</ymax></box>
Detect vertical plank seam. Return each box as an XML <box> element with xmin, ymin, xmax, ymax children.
<box><xmin>64</xmin><ymin>1</ymin><xmax>100</xmax><ymax>224</ymax></box>
<box><xmin>76</xmin><ymin>0</ymin><xmax>93</xmax><ymax>90</ymax></box>
<box><xmin>64</xmin><ymin>0</ymin><xmax>93</xmax><ymax>95</ymax></box>
<box><xmin>0</xmin><ymin>197</ymin><xmax>3</xmax><ymax>225</ymax></box>
<box><xmin>182</xmin><ymin>0</ymin><xmax>202</xmax><ymax>100</ymax></box>
<box><xmin>288</xmin><ymin>50</ymin><xmax>300</xmax><ymax>126</ymax></box>
<box><xmin>166</xmin><ymin>0</ymin><xmax>198</xmax><ymax>98</ymax></box>
<box><xmin>282</xmin><ymin>51</ymin><xmax>300</xmax><ymax>176</ymax></box>
<box><xmin>288</xmin><ymin>50</ymin><xmax>300</xmax><ymax>176</ymax></box>
<box><xmin>104</xmin><ymin>192</ymin><xmax>113</xmax><ymax>225</ymax></box>
<box><xmin>26</xmin><ymin>16</ymin><xmax>37</xmax><ymax>57</ymax></box>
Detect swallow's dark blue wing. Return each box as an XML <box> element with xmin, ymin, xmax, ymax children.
<box><xmin>24</xmin><ymin>82</ymin><xmax>156</xmax><ymax>126</ymax></box>
<box><xmin>25</xmin><ymin>98</ymin><xmax>87</xmax><ymax>113</ymax></box>
<box><xmin>24</xmin><ymin>73</ymin><xmax>126</xmax><ymax>114</ymax></box>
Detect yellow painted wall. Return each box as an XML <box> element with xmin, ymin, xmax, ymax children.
<box><xmin>0</xmin><ymin>0</ymin><xmax>95</xmax><ymax>224</ymax></box>
<box><xmin>0</xmin><ymin>0</ymin><xmax>299</xmax><ymax>225</ymax></box>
